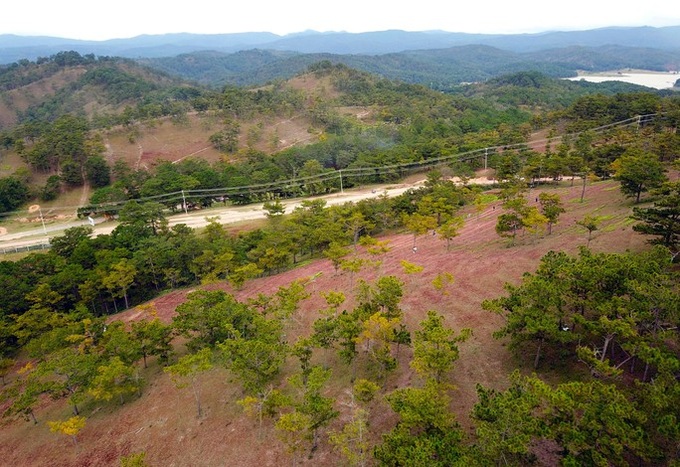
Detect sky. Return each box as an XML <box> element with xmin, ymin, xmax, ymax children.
<box><xmin>2</xmin><ymin>0</ymin><xmax>678</xmax><ymax>40</ymax></box>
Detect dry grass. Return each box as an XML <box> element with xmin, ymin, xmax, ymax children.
<box><xmin>0</xmin><ymin>179</ymin><xmax>649</xmax><ymax>466</ymax></box>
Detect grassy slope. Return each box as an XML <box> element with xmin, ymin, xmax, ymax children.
<box><xmin>0</xmin><ymin>178</ymin><xmax>651</xmax><ymax>466</ymax></box>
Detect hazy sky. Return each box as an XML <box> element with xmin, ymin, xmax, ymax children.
<box><xmin>3</xmin><ymin>0</ymin><xmax>678</xmax><ymax>40</ymax></box>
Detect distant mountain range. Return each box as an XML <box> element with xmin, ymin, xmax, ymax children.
<box><xmin>1</xmin><ymin>26</ymin><xmax>679</xmax><ymax>64</ymax></box>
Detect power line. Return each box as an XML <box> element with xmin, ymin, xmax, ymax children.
<box><xmin>0</xmin><ymin>112</ymin><xmax>666</xmax><ymax>219</ymax></box>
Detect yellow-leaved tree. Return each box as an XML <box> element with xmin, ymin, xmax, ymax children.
<box><xmin>47</xmin><ymin>415</ymin><xmax>86</xmax><ymax>446</ymax></box>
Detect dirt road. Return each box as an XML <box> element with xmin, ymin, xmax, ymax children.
<box><xmin>0</xmin><ymin>176</ymin><xmax>497</xmax><ymax>252</ymax></box>
<box><xmin>0</xmin><ymin>179</ymin><xmax>435</xmax><ymax>251</ymax></box>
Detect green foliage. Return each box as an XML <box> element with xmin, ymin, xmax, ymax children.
<box><xmin>411</xmin><ymin>310</ymin><xmax>472</xmax><ymax>383</ymax></box>
<box><xmin>101</xmin><ymin>259</ymin><xmax>137</xmax><ymax>309</ymax></box>
<box><xmin>352</xmin><ymin>378</ymin><xmax>380</xmax><ymax>405</ymax></box>
<box><xmin>485</xmin><ymin>246</ymin><xmax>678</xmax><ymax>376</ymax></box>
<box><xmin>576</xmin><ymin>215</ymin><xmax>601</xmax><ymax>245</ymax></box>
<box><xmin>542</xmin><ymin>379</ymin><xmax>650</xmax><ymax>465</ymax></box>
<box><xmin>283</xmin><ymin>366</ymin><xmax>339</xmax><ymax>456</ymax></box>
<box><xmin>374</xmin><ymin>380</ymin><xmax>466</xmax><ymax>466</ymax></box>
<box><xmin>437</xmin><ymin>216</ymin><xmax>465</xmax><ymax>250</ymax></box>
<box><xmin>357</xmin><ymin>312</ymin><xmax>400</xmax><ymax>379</ymax></box>
<box><xmin>99</xmin><ymin>320</ymin><xmax>142</xmax><ymax>365</ymax></box>
<box><xmin>275</xmin><ymin>411</ymin><xmax>312</xmax><ymax>460</ymax></box>
<box><xmin>323</xmin><ymin>242</ymin><xmax>350</xmax><ymax>275</ymax></box>
<box><xmin>356</xmin><ymin>275</ymin><xmax>404</xmax><ymax>319</ymax></box>
<box><xmin>538</xmin><ymin>192</ymin><xmax>565</xmax><ymax>234</ymax></box>
<box><xmin>172</xmin><ymin>290</ymin><xmax>255</xmax><ymax>351</ymax></box>
<box><xmin>84</xmin><ymin>155</ymin><xmax>111</xmax><ymax>188</ymax></box>
<box><xmin>329</xmin><ymin>407</ymin><xmax>371</xmax><ymax>467</ymax></box>
<box><xmin>610</xmin><ymin>148</ymin><xmax>667</xmax><ymax>203</ymax></box>
<box><xmin>495</xmin><ymin>212</ymin><xmax>523</xmax><ymax>242</ymax></box>
<box><xmin>410</xmin><ymin>310</ymin><xmax>471</xmax><ymax>383</ymax></box>
<box><xmin>238</xmin><ymin>387</ymin><xmax>290</xmax><ymax>437</ymax></box>
<box><xmin>115</xmin><ymin>200</ymin><xmax>168</xmax><ymax>240</ymax></box>
<box><xmin>471</xmin><ymin>372</ymin><xmax>547</xmax><ymax>466</ymax></box>
<box><xmin>41</xmin><ymin>347</ymin><xmax>102</xmax><ymax>415</ymax></box>
<box><xmin>0</xmin><ymin>176</ymin><xmax>30</xmax><ymax>212</ymax></box>
<box><xmin>88</xmin><ymin>356</ymin><xmax>140</xmax><ymax>404</ymax></box>
<box><xmin>40</xmin><ymin>175</ymin><xmax>61</xmax><ymax>201</ymax></box>
<box><xmin>228</xmin><ymin>263</ymin><xmax>262</xmax><ymax>290</ymax></box>
<box><xmin>432</xmin><ymin>272</ymin><xmax>455</xmax><ymax>296</ymax></box>
<box><xmin>399</xmin><ymin>260</ymin><xmax>423</xmax><ymax>275</ymax></box>
<box><xmin>130</xmin><ymin>312</ymin><xmax>173</xmax><ymax>368</ymax></box>
<box><xmin>218</xmin><ymin>316</ymin><xmax>287</xmax><ymax>395</ymax></box>
<box><xmin>2</xmin><ymin>363</ymin><xmax>46</xmax><ymax>424</ymax></box>
<box><xmin>164</xmin><ymin>348</ymin><xmax>213</xmax><ymax>418</ymax></box>
<box><xmin>632</xmin><ymin>180</ymin><xmax>680</xmax><ymax>252</ymax></box>
<box><xmin>401</xmin><ymin>212</ymin><xmax>437</xmax><ymax>249</ymax></box>
<box><xmin>472</xmin><ymin>371</ymin><xmax>656</xmax><ymax>466</ymax></box>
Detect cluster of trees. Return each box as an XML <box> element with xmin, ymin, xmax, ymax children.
<box><xmin>0</xmin><ymin>175</ymin><xmax>30</xmax><ymax>212</ymax></box>
<box><xmin>0</xmin><ymin>175</ymin><xmax>476</xmax><ymax>351</ymax></box>
<box><xmin>482</xmin><ymin>245</ymin><xmax>679</xmax><ymax>464</ymax></box>
<box><xmin>0</xmin><ymin>51</ymin><xmax>98</xmax><ymax>92</ymax></box>
<box><xmin>4</xmin><ymin>237</ymin><xmax>677</xmax><ymax>465</ymax></box>
<box><xmin>3</xmin><ymin>307</ymin><xmax>172</xmax><ymax>424</ymax></box>
<box><xmin>633</xmin><ymin>179</ymin><xmax>680</xmax><ymax>255</ymax></box>
<box><xmin>17</xmin><ymin>115</ymin><xmax>110</xmax><ymax>193</ymax></box>
<box><xmin>75</xmin><ymin>105</ymin><xmax>675</xmax><ymax>224</ymax></box>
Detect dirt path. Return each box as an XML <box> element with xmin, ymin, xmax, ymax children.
<box><xmin>77</xmin><ymin>181</ymin><xmax>90</xmax><ymax>211</ymax></box>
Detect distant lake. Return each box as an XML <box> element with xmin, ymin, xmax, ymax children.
<box><xmin>564</xmin><ymin>70</ymin><xmax>679</xmax><ymax>89</ymax></box>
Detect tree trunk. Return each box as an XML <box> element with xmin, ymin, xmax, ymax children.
<box><xmin>580</xmin><ymin>176</ymin><xmax>587</xmax><ymax>202</ymax></box>
<box><xmin>534</xmin><ymin>337</ymin><xmax>544</xmax><ymax>370</ymax></box>
<box><xmin>192</xmin><ymin>381</ymin><xmax>202</xmax><ymax>418</ymax></box>
<box><xmin>601</xmin><ymin>335</ymin><xmax>613</xmax><ymax>362</ymax></box>
<box><xmin>311</xmin><ymin>429</ymin><xmax>319</xmax><ymax>454</ymax></box>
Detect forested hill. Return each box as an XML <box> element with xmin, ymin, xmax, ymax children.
<box><xmin>2</xmin><ymin>26</ymin><xmax>680</xmax><ymax>89</ymax></box>
<box><xmin>139</xmin><ymin>44</ymin><xmax>680</xmax><ymax>88</ymax></box>
<box><xmin>0</xmin><ymin>50</ymin><xmax>655</xmax><ymax>133</ymax></box>
<box><xmin>0</xmin><ymin>52</ymin><xmax>195</xmax><ymax>129</ymax></box>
